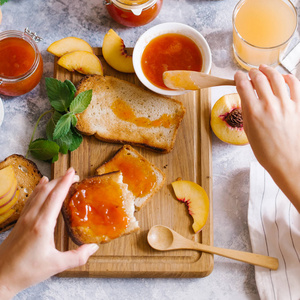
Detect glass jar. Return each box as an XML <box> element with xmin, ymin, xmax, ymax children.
<box><xmin>105</xmin><ymin>0</ymin><xmax>163</xmax><ymax>27</ymax></box>
<box><xmin>0</xmin><ymin>29</ymin><xmax>43</xmax><ymax>96</ymax></box>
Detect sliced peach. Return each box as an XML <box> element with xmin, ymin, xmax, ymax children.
<box><xmin>171</xmin><ymin>180</ymin><xmax>209</xmax><ymax>233</ymax></box>
<box><xmin>102</xmin><ymin>29</ymin><xmax>134</xmax><ymax>73</ymax></box>
<box><xmin>0</xmin><ymin>165</ymin><xmax>17</xmax><ymax>206</ymax></box>
<box><xmin>211</xmin><ymin>93</ymin><xmax>248</xmax><ymax>145</ymax></box>
<box><xmin>0</xmin><ymin>190</ymin><xmax>19</xmax><ymax>215</ymax></box>
<box><xmin>0</xmin><ymin>183</ymin><xmax>17</xmax><ymax>207</ymax></box>
<box><xmin>47</xmin><ymin>37</ymin><xmax>93</xmax><ymax>57</ymax></box>
<box><xmin>0</xmin><ymin>208</ymin><xmax>15</xmax><ymax>225</ymax></box>
<box><xmin>58</xmin><ymin>50</ymin><xmax>103</xmax><ymax>75</ymax></box>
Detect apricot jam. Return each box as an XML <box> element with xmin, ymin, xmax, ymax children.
<box><xmin>102</xmin><ymin>152</ymin><xmax>156</xmax><ymax>197</ymax></box>
<box><xmin>141</xmin><ymin>33</ymin><xmax>203</xmax><ymax>89</ymax></box>
<box><xmin>69</xmin><ymin>177</ymin><xmax>129</xmax><ymax>240</ymax></box>
<box><xmin>111</xmin><ymin>98</ymin><xmax>180</xmax><ymax>128</ymax></box>
<box><xmin>105</xmin><ymin>0</ymin><xmax>163</xmax><ymax>27</ymax></box>
<box><xmin>0</xmin><ymin>30</ymin><xmax>43</xmax><ymax>96</ymax></box>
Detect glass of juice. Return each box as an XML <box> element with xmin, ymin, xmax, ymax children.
<box><xmin>0</xmin><ymin>30</ymin><xmax>43</xmax><ymax>97</ymax></box>
<box><xmin>232</xmin><ymin>0</ymin><xmax>297</xmax><ymax>70</ymax></box>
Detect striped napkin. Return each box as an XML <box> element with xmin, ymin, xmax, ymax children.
<box><xmin>248</xmin><ymin>162</ymin><xmax>300</xmax><ymax>300</ymax></box>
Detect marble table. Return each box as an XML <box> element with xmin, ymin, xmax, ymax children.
<box><xmin>0</xmin><ymin>0</ymin><xmax>299</xmax><ymax>299</ymax></box>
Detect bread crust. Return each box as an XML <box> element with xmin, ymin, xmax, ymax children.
<box><xmin>0</xmin><ymin>154</ymin><xmax>42</xmax><ymax>232</ymax></box>
<box><xmin>75</xmin><ymin>75</ymin><xmax>186</xmax><ymax>153</ymax></box>
<box><xmin>62</xmin><ymin>171</ymin><xmax>139</xmax><ymax>245</ymax></box>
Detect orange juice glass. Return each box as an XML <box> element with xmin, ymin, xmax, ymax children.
<box><xmin>233</xmin><ymin>0</ymin><xmax>297</xmax><ymax>70</ymax></box>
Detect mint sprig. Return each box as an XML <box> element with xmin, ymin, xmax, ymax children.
<box><xmin>27</xmin><ymin>78</ymin><xmax>92</xmax><ymax>162</ymax></box>
<box><xmin>0</xmin><ymin>0</ymin><xmax>10</xmax><ymax>5</ymax></box>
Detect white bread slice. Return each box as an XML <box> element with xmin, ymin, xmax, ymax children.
<box><xmin>96</xmin><ymin>145</ymin><xmax>165</xmax><ymax>211</ymax></box>
<box><xmin>62</xmin><ymin>171</ymin><xmax>139</xmax><ymax>245</ymax></box>
<box><xmin>75</xmin><ymin>75</ymin><xmax>186</xmax><ymax>153</ymax></box>
<box><xmin>0</xmin><ymin>154</ymin><xmax>42</xmax><ymax>232</ymax></box>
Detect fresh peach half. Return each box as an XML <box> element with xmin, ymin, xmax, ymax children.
<box><xmin>58</xmin><ymin>50</ymin><xmax>103</xmax><ymax>75</ymax></box>
<box><xmin>47</xmin><ymin>37</ymin><xmax>93</xmax><ymax>57</ymax></box>
<box><xmin>171</xmin><ymin>180</ymin><xmax>210</xmax><ymax>233</ymax></box>
<box><xmin>211</xmin><ymin>93</ymin><xmax>248</xmax><ymax>145</ymax></box>
<box><xmin>102</xmin><ymin>29</ymin><xmax>134</xmax><ymax>73</ymax></box>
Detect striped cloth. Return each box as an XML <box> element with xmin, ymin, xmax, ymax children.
<box><xmin>248</xmin><ymin>162</ymin><xmax>300</xmax><ymax>300</ymax></box>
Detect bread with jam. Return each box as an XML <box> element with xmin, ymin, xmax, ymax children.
<box><xmin>62</xmin><ymin>171</ymin><xmax>139</xmax><ymax>245</ymax></box>
<box><xmin>75</xmin><ymin>75</ymin><xmax>186</xmax><ymax>153</ymax></box>
<box><xmin>0</xmin><ymin>154</ymin><xmax>42</xmax><ymax>232</ymax></box>
<box><xmin>96</xmin><ymin>145</ymin><xmax>165</xmax><ymax>211</ymax></box>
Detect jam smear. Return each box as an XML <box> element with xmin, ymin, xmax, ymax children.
<box><xmin>102</xmin><ymin>152</ymin><xmax>156</xmax><ymax>198</ymax></box>
<box><xmin>69</xmin><ymin>177</ymin><xmax>129</xmax><ymax>239</ymax></box>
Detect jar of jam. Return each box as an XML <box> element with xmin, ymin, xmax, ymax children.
<box><xmin>105</xmin><ymin>0</ymin><xmax>163</xmax><ymax>27</ymax></box>
<box><xmin>0</xmin><ymin>28</ymin><xmax>43</xmax><ymax>97</ymax></box>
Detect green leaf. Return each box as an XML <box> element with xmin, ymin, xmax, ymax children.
<box><xmin>70</xmin><ymin>89</ymin><xmax>92</xmax><ymax>114</ymax></box>
<box><xmin>29</xmin><ymin>139</ymin><xmax>60</xmax><ymax>161</ymax></box>
<box><xmin>0</xmin><ymin>0</ymin><xmax>10</xmax><ymax>5</ymax></box>
<box><xmin>64</xmin><ymin>80</ymin><xmax>77</xmax><ymax>99</ymax></box>
<box><xmin>53</xmin><ymin>113</ymin><xmax>73</xmax><ymax>140</ymax></box>
<box><xmin>69</xmin><ymin>128</ymin><xmax>82</xmax><ymax>151</ymax></box>
<box><xmin>45</xmin><ymin>78</ymin><xmax>73</xmax><ymax>112</ymax></box>
<box><xmin>71</xmin><ymin>114</ymin><xmax>77</xmax><ymax>127</ymax></box>
<box><xmin>46</xmin><ymin>111</ymin><xmax>62</xmax><ymax>140</ymax></box>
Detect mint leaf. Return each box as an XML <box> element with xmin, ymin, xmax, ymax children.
<box><xmin>53</xmin><ymin>113</ymin><xmax>73</xmax><ymax>140</ymax></box>
<box><xmin>45</xmin><ymin>78</ymin><xmax>73</xmax><ymax>112</ymax></box>
<box><xmin>70</xmin><ymin>89</ymin><xmax>92</xmax><ymax>114</ymax></box>
<box><xmin>0</xmin><ymin>0</ymin><xmax>10</xmax><ymax>5</ymax></box>
<box><xmin>29</xmin><ymin>139</ymin><xmax>60</xmax><ymax>161</ymax></box>
<box><xmin>46</xmin><ymin>111</ymin><xmax>62</xmax><ymax>140</ymax></box>
<box><xmin>64</xmin><ymin>80</ymin><xmax>77</xmax><ymax>99</ymax></box>
<box><xmin>71</xmin><ymin>114</ymin><xmax>77</xmax><ymax>127</ymax></box>
<box><xmin>69</xmin><ymin>128</ymin><xmax>82</xmax><ymax>151</ymax></box>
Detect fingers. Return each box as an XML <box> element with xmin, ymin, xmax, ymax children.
<box><xmin>234</xmin><ymin>70</ymin><xmax>258</xmax><ymax>112</ymax></box>
<box><xmin>57</xmin><ymin>244</ymin><xmax>99</xmax><ymax>272</ymax></box>
<box><xmin>284</xmin><ymin>74</ymin><xmax>300</xmax><ymax>102</ymax></box>
<box><xmin>40</xmin><ymin>168</ymin><xmax>76</xmax><ymax>223</ymax></box>
<box><xmin>259</xmin><ymin>64</ymin><xmax>289</xmax><ymax>100</ymax></box>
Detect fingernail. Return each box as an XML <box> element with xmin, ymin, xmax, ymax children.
<box><xmin>66</xmin><ymin>167</ymin><xmax>75</xmax><ymax>175</ymax></box>
<box><xmin>73</xmin><ymin>175</ymin><xmax>80</xmax><ymax>182</ymax></box>
<box><xmin>88</xmin><ymin>243</ymin><xmax>99</xmax><ymax>254</ymax></box>
<box><xmin>40</xmin><ymin>176</ymin><xmax>49</xmax><ymax>184</ymax></box>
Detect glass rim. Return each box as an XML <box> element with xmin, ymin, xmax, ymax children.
<box><xmin>0</xmin><ymin>30</ymin><xmax>40</xmax><ymax>83</ymax></box>
<box><xmin>232</xmin><ymin>0</ymin><xmax>298</xmax><ymax>50</ymax></box>
<box><xmin>111</xmin><ymin>0</ymin><xmax>157</xmax><ymax>10</ymax></box>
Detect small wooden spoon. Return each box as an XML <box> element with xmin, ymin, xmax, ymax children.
<box><xmin>163</xmin><ymin>70</ymin><xmax>236</xmax><ymax>90</ymax></box>
<box><xmin>147</xmin><ymin>225</ymin><xmax>279</xmax><ymax>270</ymax></box>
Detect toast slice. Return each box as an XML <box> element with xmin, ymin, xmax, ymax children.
<box><xmin>62</xmin><ymin>171</ymin><xmax>139</xmax><ymax>245</ymax></box>
<box><xmin>75</xmin><ymin>75</ymin><xmax>186</xmax><ymax>153</ymax></box>
<box><xmin>96</xmin><ymin>145</ymin><xmax>165</xmax><ymax>211</ymax></box>
<box><xmin>0</xmin><ymin>154</ymin><xmax>42</xmax><ymax>232</ymax></box>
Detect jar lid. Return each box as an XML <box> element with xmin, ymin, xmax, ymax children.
<box><xmin>0</xmin><ymin>97</ymin><xmax>4</xmax><ymax>127</ymax></box>
<box><xmin>110</xmin><ymin>0</ymin><xmax>157</xmax><ymax>15</ymax></box>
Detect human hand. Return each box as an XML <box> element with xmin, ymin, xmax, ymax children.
<box><xmin>235</xmin><ymin>65</ymin><xmax>300</xmax><ymax>212</ymax></box>
<box><xmin>0</xmin><ymin>168</ymin><xmax>99</xmax><ymax>299</ymax></box>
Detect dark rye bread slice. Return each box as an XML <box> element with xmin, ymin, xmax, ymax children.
<box><xmin>96</xmin><ymin>145</ymin><xmax>166</xmax><ymax>211</ymax></box>
<box><xmin>0</xmin><ymin>154</ymin><xmax>42</xmax><ymax>232</ymax></box>
<box><xmin>62</xmin><ymin>171</ymin><xmax>139</xmax><ymax>245</ymax></box>
<box><xmin>75</xmin><ymin>75</ymin><xmax>186</xmax><ymax>153</ymax></box>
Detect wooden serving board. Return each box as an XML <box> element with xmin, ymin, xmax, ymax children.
<box><xmin>53</xmin><ymin>48</ymin><xmax>213</xmax><ymax>278</ymax></box>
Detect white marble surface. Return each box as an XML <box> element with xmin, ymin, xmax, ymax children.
<box><xmin>0</xmin><ymin>0</ymin><xmax>299</xmax><ymax>299</ymax></box>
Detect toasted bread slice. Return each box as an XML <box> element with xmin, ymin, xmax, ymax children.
<box><xmin>75</xmin><ymin>75</ymin><xmax>186</xmax><ymax>153</ymax></box>
<box><xmin>0</xmin><ymin>154</ymin><xmax>42</xmax><ymax>232</ymax></box>
<box><xmin>62</xmin><ymin>171</ymin><xmax>139</xmax><ymax>245</ymax></box>
<box><xmin>96</xmin><ymin>145</ymin><xmax>165</xmax><ymax>211</ymax></box>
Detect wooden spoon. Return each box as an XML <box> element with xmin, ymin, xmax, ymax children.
<box><xmin>147</xmin><ymin>225</ymin><xmax>279</xmax><ymax>270</ymax></box>
<box><xmin>163</xmin><ymin>70</ymin><xmax>235</xmax><ymax>90</ymax></box>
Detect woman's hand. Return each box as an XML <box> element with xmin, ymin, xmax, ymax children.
<box><xmin>0</xmin><ymin>168</ymin><xmax>99</xmax><ymax>299</ymax></box>
<box><xmin>235</xmin><ymin>65</ymin><xmax>300</xmax><ymax>212</ymax></box>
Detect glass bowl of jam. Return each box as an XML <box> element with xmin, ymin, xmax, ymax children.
<box><xmin>105</xmin><ymin>0</ymin><xmax>163</xmax><ymax>27</ymax></box>
<box><xmin>0</xmin><ymin>29</ymin><xmax>43</xmax><ymax>97</ymax></box>
<box><xmin>133</xmin><ymin>22</ymin><xmax>212</xmax><ymax>96</ymax></box>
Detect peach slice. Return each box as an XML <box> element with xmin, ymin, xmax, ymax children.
<box><xmin>47</xmin><ymin>37</ymin><xmax>93</xmax><ymax>57</ymax></box>
<box><xmin>210</xmin><ymin>93</ymin><xmax>248</xmax><ymax>145</ymax></box>
<box><xmin>0</xmin><ymin>190</ymin><xmax>19</xmax><ymax>215</ymax></box>
<box><xmin>0</xmin><ymin>208</ymin><xmax>15</xmax><ymax>225</ymax></box>
<box><xmin>171</xmin><ymin>180</ymin><xmax>209</xmax><ymax>233</ymax></box>
<box><xmin>102</xmin><ymin>29</ymin><xmax>134</xmax><ymax>73</ymax></box>
<box><xmin>0</xmin><ymin>165</ymin><xmax>17</xmax><ymax>206</ymax></box>
<box><xmin>58</xmin><ymin>50</ymin><xmax>103</xmax><ymax>75</ymax></box>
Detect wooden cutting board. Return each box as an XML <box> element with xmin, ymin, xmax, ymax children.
<box><xmin>53</xmin><ymin>48</ymin><xmax>213</xmax><ymax>278</ymax></box>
